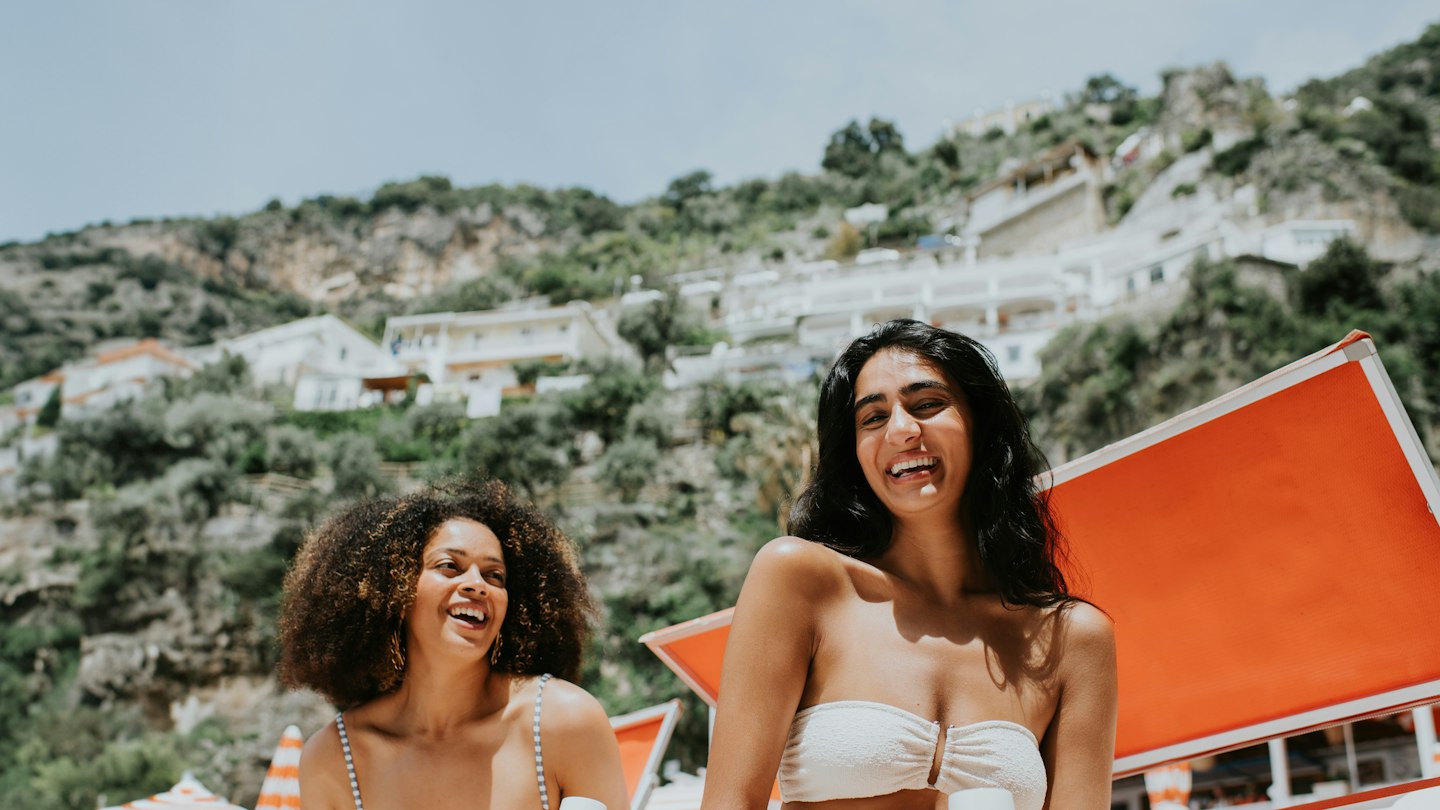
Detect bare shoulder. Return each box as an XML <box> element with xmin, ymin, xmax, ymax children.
<box><xmin>535</xmin><ymin>677</ymin><xmax>611</xmax><ymax>734</ymax></box>
<box><xmin>1053</xmin><ymin>600</ymin><xmax>1116</xmax><ymax>674</ymax></box>
<box><xmin>1058</xmin><ymin>601</ymin><xmax>1114</xmax><ymax>644</ymax></box>
<box><xmin>299</xmin><ymin>719</ymin><xmax>350</xmax><ymax>808</ymax></box>
<box><xmin>301</xmin><ymin>719</ymin><xmax>342</xmax><ymax>767</ymax></box>
<box><xmin>747</xmin><ymin>536</ymin><xmax>851</xmax><ymax>600</ymax></box>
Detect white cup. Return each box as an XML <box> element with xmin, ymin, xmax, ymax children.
<box><xmin>557</xmin><ymin>798</ymin><xmax>607</xmax><ymax>810</ymax></box>
<box><xmin>949</xmin><ymin>787</ymin><xmax>1016</xmax><ymax>810</ymax></box>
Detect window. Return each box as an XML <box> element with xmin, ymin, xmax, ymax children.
<box><xmin>1126</xmin><ymin>276</ymin><xmax>1136</xmax><ymax>292</ymax></box>
<box><xmin>339</xmin><ymin>347</ymin><xmax>347</xmax><ymax>361</ymax></box>
<box><xmin>1007</xmin><ymin>345</ymin><xmax>1022</xmax><ymax>363</ymax></box>
<box><xmin>1149</xmin><ymin>265</ymin><xmax>1164</xmax><ymax>283</ymax></box>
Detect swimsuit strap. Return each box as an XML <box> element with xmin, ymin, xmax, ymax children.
<box><xmin>334</xmin><ymin>712</ymin><xmax>365</xmax><ymax>810</ymax></box>
<box><xmin>533</xmin><ymin>673</ymin><xmax>554</xmax><ymax>810</ymax></box>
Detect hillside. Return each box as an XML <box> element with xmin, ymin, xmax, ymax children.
<box><xmin>1</xmin><ymin>24</ymin><xmax>1439</xmax><ymax>809</ymax></box>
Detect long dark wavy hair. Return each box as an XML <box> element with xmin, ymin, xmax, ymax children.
<box><xmin>787</xmin><ymin>319</ymin><xmax>1072</xmax><ymax>607</ymax></box>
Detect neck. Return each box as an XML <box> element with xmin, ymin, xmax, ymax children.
<box><xmin>383</xmin><ymin>646</ymin><xmax>509</xmax><ymax>737</ymax></box>
<box><xmin>882</xmin><ymin>509</ymin><xmax>991</xmax><ymax>601</ymax></box>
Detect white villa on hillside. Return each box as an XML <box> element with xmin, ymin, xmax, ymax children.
<box><xmin>7</xmin><ymin>338</ymin><xmax>197</xmax><ymax>426</ymax></box>
<box><xmin>184</xmin><ymin>314</ymin><xmax>397</xmax><ymax>412</ymax></box>
<box><xmin>381</xmin><ymin>302</ymin><xmax>626</xmax><ymax>416</ymax></box>
<box><xmin>667</xmin><ymin>215</ymin><xmax>1356</xmax><ymax>388</ymax></box>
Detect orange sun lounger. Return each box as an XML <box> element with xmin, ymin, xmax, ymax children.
<box><xmin>612</xmin><ymin>700</ymin><xmax>684</xmax><ymax>810</ymax></box>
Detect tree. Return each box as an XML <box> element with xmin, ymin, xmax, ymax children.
<box><xmin>561</xmin><ymin>359</ymin><xmax>658</xmax><ymax>445</ymax></box>
<box><xmin>597</xmin><ymin>437</ymin><xmax>662</xmax><ymax>502</ymax></box>
<box><xmin>1081</xmin><ymin>73</ymin><xmax>1136</xmax><ymax>104</ymax></box>
<box><xmin>1296</xmin><ymin>238</ymin><xmax>1386</xmax><ymax>317</ymax></box>
<box><xmin>617</xmin><ymin>289</ymin><xmax>718</xmax><ymax>371</ymax></box>
<box><xmin>328</xmin><ymin>433</ymin><xmax>390</xmax><ymax>500</ymax></box>
<box><xmin>821</xmin><ymin>118</ymin><xmax>906</xmax><ymax>178</ymax></box>
<box><xmin>36</xmin><ymin>387</ymin><xmax>61</xmax><ymax>428</ymax></box>
<box><xmin>662</xmin><ymin>170</ymin><xmax>714</xmax><ymax>212</ymax></box>
<box><xmin>460</xmin><ymin>400</ymin><xmax>573</xmax><ymax>498</ymax></box>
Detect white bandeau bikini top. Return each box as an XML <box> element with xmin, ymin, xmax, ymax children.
<box><xmin>777</xmin><ymin>700</ymin><xmax>1047</xmax><ymax>809</ymax></box>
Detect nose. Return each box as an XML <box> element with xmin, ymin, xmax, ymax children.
<box><xmin>884</xmin><ymin>403</ymin><xmax>920</xmax><ymax>444</ymax></box>
<box><xmin>457</xmin><ymin>566</ymin><xmax>487</xmax><ymax>596</ymax></box>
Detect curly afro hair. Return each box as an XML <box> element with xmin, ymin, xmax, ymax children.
<box><xmin>277</xmin><ymin>478</ymin><xmax>596</xmax><ymax>708</ymax></box>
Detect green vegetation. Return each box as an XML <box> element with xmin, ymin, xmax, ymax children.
<box><xmin>617</xmin><ymin>289</ymin><xmax>723</xmax><ymax>371</ymax></box>
<box><xmin>35</xmin><ymin>387</ymin><xmax>61</xmax><ymax>428</ymax></box>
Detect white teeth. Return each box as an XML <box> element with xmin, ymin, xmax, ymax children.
<box><xmin>888</xmin><ymin>457</ymin><xmax>937</xmax><ymax>476</ymax></box>
<box><xmin>448</xmin><ymin>606</ymin><xmax>487</xmax><ymax>622</ymax></box>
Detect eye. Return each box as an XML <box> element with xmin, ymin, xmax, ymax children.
<box><xmin>859</xmin><ymin>411</ymin><xmax>886</xmax><ymax>427</ymax></box>
<box><xmin>434</xmin><ymin>560</ymin><xmax>459</xmax><ymax>571</ymax></box>
<box><xmin>485</xmin><ymin>570</ymin><xmax>507</xmax><ymax>586</ymax></box>
<box><xmin>914</xmin><ymin>399</ymin><xmax>944</xmax><ymax>412</ymax></box>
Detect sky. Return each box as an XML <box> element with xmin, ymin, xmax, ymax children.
<box><xmin>1</xmin><ymin>1</ymin><xmax>1436</xmax><ymax>244</ymax></box>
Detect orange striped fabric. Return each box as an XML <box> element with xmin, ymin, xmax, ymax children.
<box><xmin>255</xmin><ymin>725</ymin><xmax>304</xmax><ymax>809</ymax></box>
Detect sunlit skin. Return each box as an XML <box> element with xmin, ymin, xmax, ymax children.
<box><xmin>702</xmin><ymin>349</ymin><xmax>1118</xmax><ymax>810</ymax></box>
<box><xmin>298</xmin><ymin>519</ymin><xmax>629</xmax><ymax>810</ymax></box>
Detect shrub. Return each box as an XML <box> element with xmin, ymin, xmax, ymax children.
<box><xmin>327</xmin><ymin>433</ymin><xmax>390</xmax><ymax>500</ymax></box>
<box><xmin>1182</xmin><ymin>128</ymin><xmax>1213</xmax><ymax>153</ymax></box>
<box><xmin>264</xmin><ymin>424</ymin><xmax>321</xmax><ymax>478</ymax></box>
<box><xmin>1295</xmin><ymin>238</ymin><xmax>1386</xmax><ymax>316</ymax></box>
<box><xmin>1213</xmin><ymin>135</ymin><xmax>1266</xmax><ymax>176</ymax></box>
<box><xmin>459</xmin><ymin>400</ymin><xmax>573</xmax><ymax>497</ymax></box>
<box><xmin>824</xmin><ymin>222</ymin><xmax>862</xmax><ymax>261</ymax></box>
<box><xmin>597</xmin><ymin>437</ymin><xmax>662</xmax><ymax>502</ymax></box>
<box><xmin>162</xmin><ymin>393</ymin><xmax>270</xmax><ymax>467</ymax></box>
<box><xmin>561</xmin><ymin>360</ymin><xmax>657</xmax><ymax>445</ymax></box>
<box><xmin>117</xmin><ymin>254</ymin><xmax>189</xmax><ymax>291</ymax></box>
<box><xmin>36</xmin><ymin>387</ymin><xmax>61</xmax><ymax>428</ymax></box>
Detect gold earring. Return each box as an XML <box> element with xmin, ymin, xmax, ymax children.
<box><xmin>389</xmin><ymin>630</ymin><xmax>406</xmax><ymax>674</ymax></box>
<box><xmin>489</xmin><ymin>633</ymin><xmax>502</xmax><ymax>667</ymax></box>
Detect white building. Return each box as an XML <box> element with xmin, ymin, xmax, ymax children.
<box><xmin>688</xmin><ymin>214</ymin><xmax>1353</xmax><ymax>385</ymax></box>
<box><xmin>184</xmin><ymin>315</ymin><xmax>397</xmax><ymax>412</ymax></box>
<box><xmin>381</xmin><ymin>302</ymin><xmax>626</xmax><ymax>416</ymax></box>
<box><xmin>8</xmin><ymin>339</ymin><xmax>198</xmax><ymax>425</ymax></box>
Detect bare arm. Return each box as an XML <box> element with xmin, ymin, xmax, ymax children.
<box><xmin>700</xmin><ymin>537</ymin><xmax>839</xmax><ymax>810</ymax></box>
<box><xmin>299</xmin><ymin>721</ymin><xmax>351</xmax><ymax>810</ymax></box>
<box><xmin>1041</xmin><ymin>601</ymin><xmax>1119</xmax><ymax>810</ymax></box>
<box><xmin>544</xmin><ymin>681</ymin><xmax>630</xmax><ymax>810</ymax></box>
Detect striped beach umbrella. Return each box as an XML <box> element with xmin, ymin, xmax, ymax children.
<box><xmin>101</xmin><ymin>772</ymin><xmax>246</xmax><ymax>810</ymax></box>
<box><xmin>255</xmin><ymin>725</ymin><xmax>303</xmax><ymax>809</ymax></box>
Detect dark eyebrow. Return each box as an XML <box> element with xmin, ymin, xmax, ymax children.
<box><xmin>853</xmin><ymin>380</ymin><xmax>949</xmax><ymax>412</ymax></box>
<box><xmin>429</xmin><ymin>548</ymin><xmax>506</xmax><ymax>566</ymax></box>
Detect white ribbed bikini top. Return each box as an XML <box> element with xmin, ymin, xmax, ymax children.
<box><xmin>777</xmin><ymin>700</ymin><xmax>1047</xmax><ymax>809</ymax></box>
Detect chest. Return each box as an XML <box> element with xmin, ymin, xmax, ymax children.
<box><xmin>806</xmin><ymin>596</ymin><xmax>1059</xmax><ymax>725</ymax></box>
<box><xmin>347</xmin><ymin>725</ymin><xmax>545</xmax><ymax>810</ymax></box>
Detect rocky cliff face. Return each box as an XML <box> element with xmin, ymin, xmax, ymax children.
<box><xmin>69</xmin><ymin>201</ymin><xmax>563</xmax><ymax>304</ymax></box>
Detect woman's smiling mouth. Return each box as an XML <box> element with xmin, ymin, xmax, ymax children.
<box><xmin>887</xmin><ymin>456</ymin><xmax>938</xmax><ymax>478</ymax></box>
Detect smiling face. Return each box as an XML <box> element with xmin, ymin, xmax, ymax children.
<box><xmin>852</xmin><ymin>348</ymin><xmax>974</xmax><ymax>524</ymax></box>
<box><xmin>405</xmin><ymin>518</ymin><xmax>509</xmax><ymax>664</ymax></box>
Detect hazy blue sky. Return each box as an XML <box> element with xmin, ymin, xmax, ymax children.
<box><xmin>1</xmin><ymin>1</ymin><xmax>1435</xmax><ymax>243</ymax></box>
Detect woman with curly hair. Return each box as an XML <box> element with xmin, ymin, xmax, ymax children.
<box><xmin>701</xmin><ymin>320</ymin><xmax>1117</xmax><ymax>810</ymax></box>
<box><xmin>279</xmin><ymin>479</ymin><xmax>627</xmax><ymax>810</ymax></box>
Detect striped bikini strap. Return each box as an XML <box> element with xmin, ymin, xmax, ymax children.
<box><xmin>334</xmin><ymin>712</ymin><xmax>365</xmax><ymax>810</ymax></box>
<box><xmin>533</xmin><ymin>673</ymin><xmax>554</xmax><ymax>810</ymax></box>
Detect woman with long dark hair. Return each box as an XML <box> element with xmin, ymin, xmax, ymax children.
<box><xmin>279</xmin><ymin>479</ymin><xmax>628</xmax><ymax>810</ymax></box>
<box><xmin>701</xmin><ymin>320</ymin><xmax>1117</xmax><ymax>809</ymax></box>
